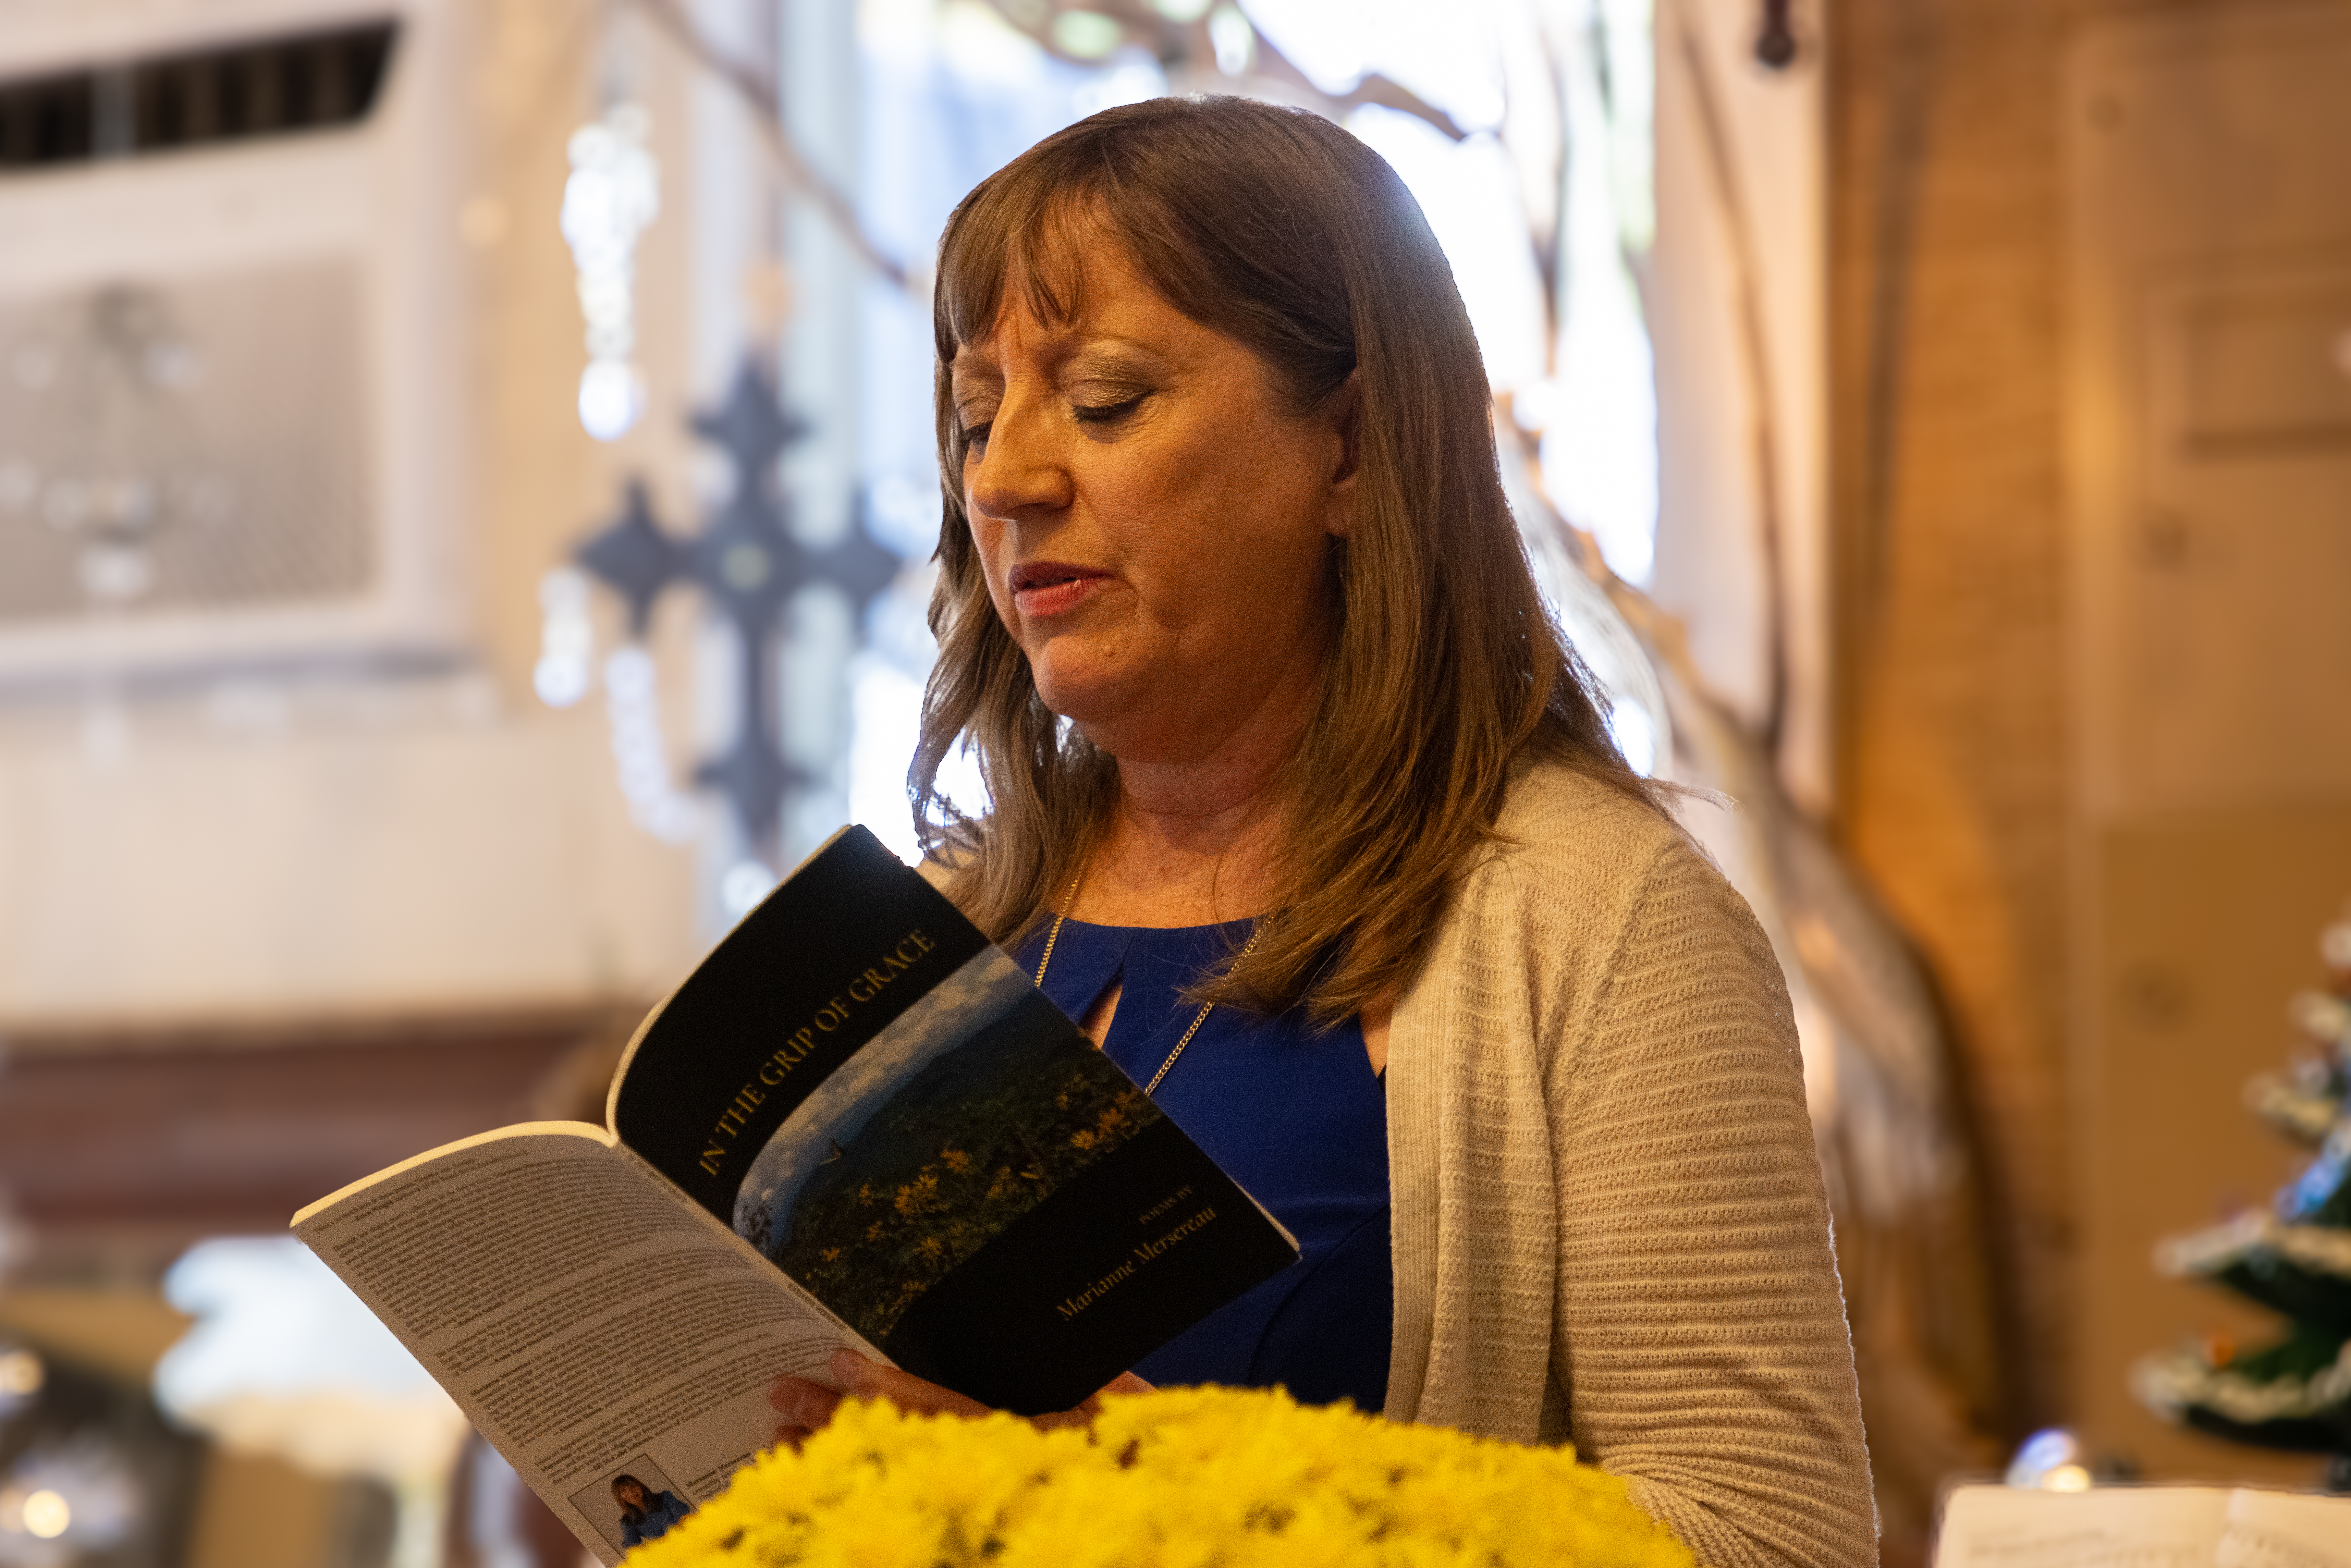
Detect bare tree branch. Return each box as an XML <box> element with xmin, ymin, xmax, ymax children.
<box><xmin>977</xmin><ymin>0</ymin><xmax>1471</xmax><ymax>143</ymax></box>
<box><xmin>627</xmin><ymin>0</ymin><xmax>915</xmax><ymax>293</ymax></box>
<box><xmin>1242</xmin><ymin>38</ymin><xmax>1470</xmax><ymax>142</ymax></box>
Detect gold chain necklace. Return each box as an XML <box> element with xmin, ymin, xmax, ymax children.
<box><xmin>1033</xmin><ymin>873</ymin><xmax>1266</xmax><ymax>1096</ymax></box>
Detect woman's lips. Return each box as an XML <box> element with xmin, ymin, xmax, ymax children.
<box><xmin>1009</xmin><ymin>562</ymin><xmax>1110</xmax><ymax>618</ymax></box>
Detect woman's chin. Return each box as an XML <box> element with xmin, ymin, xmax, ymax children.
<box><xmin>1031</xmin><ymin>691</ymin><xmax>1122</xmax><ymax>744</ymax></box>
<box><xmin>1031</xmin><ymin>700</ymin><xmax>1170</xmax><ymax>765</ymax></box>
<box><xmin>1026</xmin><ymin>666</ymin><xmax>1147</xmax><ymax>735</ymax></box>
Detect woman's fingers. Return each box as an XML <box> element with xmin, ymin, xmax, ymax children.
<box><xmin>768</xmin><ymin>1353</ymin><xmax>984</xmax><ymax>1446</ymax></box>
<box><xmin>1038</xmin><ymin>1369</ymin><xmax>1156</xmax><ymax>1430</ymax></box>
<box><xmin>828</xmin><ymin>1349</ymin><xmax>994</xmax><ymax>1419</ymax></box>
<box><xmin>770</xmin><ymin>1373</ymin><xmax>841</xmax><ymax>1437</ymax></box>
<box><xmin>771</xmin><ymin>1353</ymin><xmax>1148</xmax><ymax>1446</ymax></box>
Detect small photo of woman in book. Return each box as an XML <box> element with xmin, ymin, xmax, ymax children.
<box><xmin>568</xmin><ymin>1458</ymin><xmax>691</xmax><ymax>1552</ymax></box>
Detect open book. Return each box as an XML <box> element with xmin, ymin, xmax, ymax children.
<box><xmin>293</xmin><ymin>826</ymin><xmax>1298</xmax><ymax>1564</ymax></box>
<box><xmin>1937</xmin><ymin>1484</ymin><xmax>2351</xmax><ymax>1568</ymax></box>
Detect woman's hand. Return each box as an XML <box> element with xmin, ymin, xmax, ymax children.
<box><xmin>769</xmin><ymin>1349</ymin><xmax>1152</xmax><ymax>1446</ymax></box>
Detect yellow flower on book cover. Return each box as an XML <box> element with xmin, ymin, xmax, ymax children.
<box><xmin>624</xmin><ymin>1385</ymin><xmax>1693</xmax><ymax>1568</ymax></box>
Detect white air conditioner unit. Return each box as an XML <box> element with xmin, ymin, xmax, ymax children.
<box><xmin>0</xmin><ymin>0</ymin><xmax>471</xmax><ymax>682</ymax></box>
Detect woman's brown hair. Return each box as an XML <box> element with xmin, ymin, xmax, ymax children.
<box><xmin>611</xmin><ymin>1474</ymin><xmax>654</xmax><ymax>1522</ymax></box>
<box><xmin>913</xmin><ymin>95</ymin><xmax>1660</xmax><ymax>1023</ymax></box>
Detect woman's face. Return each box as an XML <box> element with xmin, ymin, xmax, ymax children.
<box><xmin>950</xmin><ymin>232</ymin><xmax>1354</xmax><ymax>765</ymax></box>
<box><xmin>616</xmin><ymin>1480</ymin><xmax>647</xmax><ymax>1509</ymax></box>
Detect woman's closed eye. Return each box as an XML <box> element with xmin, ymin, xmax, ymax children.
<box><xmin>1073</xmin><ymin>391</ymin><xmax>1149</xmax><ymax>426</ymax></box>
<box><xmin>954</xmin><ymin>394</ymin><xmax>996</xmax><ymax>449</ymax></box>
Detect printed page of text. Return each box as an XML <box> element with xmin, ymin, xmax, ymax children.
<box><xmin>1935</xmin><ymin>1485</ymin><xmax>2233</xmax><ymax>1568</ymax></box>
<box><xmin>2217</xmin><ymin>1490</ymin><xmax>2351</xmax><ymax>1568</ymax></box>
<box><xmin>295</xmin><ymin>1126</ymin><xmax>877</xmax><ymax>1564</ymax></box>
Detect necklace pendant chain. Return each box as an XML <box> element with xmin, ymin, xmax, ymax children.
<box><xmin>1032</xmin><ymin>871</ymin><xmax>1266</xmax><ymax>1098</ymax></box>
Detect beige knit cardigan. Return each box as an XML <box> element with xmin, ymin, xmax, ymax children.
<box><xmin>1383</xmin><ymin>761</ymin><xmax>1876</xmax><ymax>1568</ymax></box>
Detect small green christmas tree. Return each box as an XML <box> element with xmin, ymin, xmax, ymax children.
<box><xmin>2134</xmin><ymin>906</ymin><xmax>2351</xmax><ymax>1485</ymax></box>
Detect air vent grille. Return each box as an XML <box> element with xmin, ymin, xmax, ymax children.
<box><xmin>0</xmin><ymin>262</ymin><xmax>372</xmax><ymax>624</ymax></box>
<box><xmin>0</xmin><ymin>20</ymin><xmax>397</xmax><ymax>169</ymax></box>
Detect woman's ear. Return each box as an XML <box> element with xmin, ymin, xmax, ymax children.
<box><xmin>1324</xmin><ymin>370</ymin><xmax>1363</xmax><ymax>538</ymax></box>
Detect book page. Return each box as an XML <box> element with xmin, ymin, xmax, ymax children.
<box><xmin>294</xmin><ymin>1125</ymin><xmax>877</xmax><ymax>1565</ymax></box>
<box><xmin>2218</xmin><ymin>1490</ymin><xmax>2351</xmax><ymax>1568</ymax></box>
<box><xmin>1935</xmin><ymin>1485</ymin><xmax>2233</xmax><ymax>1568</ymax></box>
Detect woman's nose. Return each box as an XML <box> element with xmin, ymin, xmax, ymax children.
<box><xmin>966</xmin><ymin>402</ymin><xmax>1071</xmax><ymax>520</ymax></box>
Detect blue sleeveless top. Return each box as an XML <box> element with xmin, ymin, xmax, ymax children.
<box><xmin>1012</xmin><ymin>917</ymin><xmax>1392</xmax><ymax>1410</ymax></box>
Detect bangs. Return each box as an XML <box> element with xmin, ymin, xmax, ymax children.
<box><xmin>935</xmin><ymin>181</ymin><xmax>1110</xmax><ymax>361</ymax></box>
<box><xmin>929</xmin><ymin>102</ymin><xmax>1360</xmax><ymax>421</ymax></box>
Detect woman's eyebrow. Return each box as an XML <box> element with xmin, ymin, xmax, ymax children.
<box><xmin>952</xmin><ymin>330</ymin><xmax>1173</xmax><ymax>390</ymax></box>
<box><xmin>1059</xmin><ymin>336</ymin><xmax>1177</xmax><ymax>379</ymax></box>
<box><xmin>948</xmin><ymin>353</ymin><xmax>1003</xmax><ymax>393</ymax></box>
<box><xmin>1070</xmin><ymin>329</ymin><xmax>1169</xmax><ymax>358</ymax></box>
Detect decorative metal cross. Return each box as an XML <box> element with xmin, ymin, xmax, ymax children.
<box><xmin>574</xmin><ymin>353</ymin><xmax>903</xmax><ymax>851</ymax></box>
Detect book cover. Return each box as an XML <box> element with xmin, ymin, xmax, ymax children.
<box><xmin>609</xmin><ymin>826</ymin><xmax>1299</xmax><ymax>1413</ymax></box>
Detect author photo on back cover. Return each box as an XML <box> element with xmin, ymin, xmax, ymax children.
<box><xmin>570</xmin><ymin>1459</ymin><xmax>692</xmax><ymax>1551</ymax></box>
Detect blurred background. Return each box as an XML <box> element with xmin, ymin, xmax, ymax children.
<box><xmin>0</xmin><ymin>0</ymin><xmax>2346</xmax><ymax>1564</ymax></box>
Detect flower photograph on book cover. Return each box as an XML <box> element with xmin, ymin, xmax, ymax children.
<box><xmin>734</xmin><ymin>948</ymin><xmax>1162</xmax><ymax>1340</ymax></box>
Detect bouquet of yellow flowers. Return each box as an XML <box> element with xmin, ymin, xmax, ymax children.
<box><xmin>625</xmin><ymin>1385</ymin><xmax>1693</xmax><ymax>1567</ymax></box>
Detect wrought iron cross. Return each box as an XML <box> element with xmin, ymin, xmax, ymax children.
<box><xmin>574</xmin><ymin>353</ymin><xmax>903</xmax><ymax>850</ymax></box>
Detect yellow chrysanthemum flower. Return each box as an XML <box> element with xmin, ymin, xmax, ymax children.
<box><xmin>622</xmin><ymin>1386</ymin><xmax>1692</xmax><ymax>1568</ymax></box>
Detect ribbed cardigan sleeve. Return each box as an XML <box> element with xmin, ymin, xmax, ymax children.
<box><xmin>1384</xmin><ymin>766</ymin><xmax>1875</xmax><ymax>1568</ymax></box>
<box><xmin>1554</xmin><ymin>836</ymin><xmax>1876</xmax><ymax>1568</ymax></box>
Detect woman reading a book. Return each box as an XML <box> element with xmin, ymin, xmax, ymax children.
<box><xmin>769</xmin><ymin>97</ymin><xmax>1874</xmax><ymax>1568</ymax></box>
